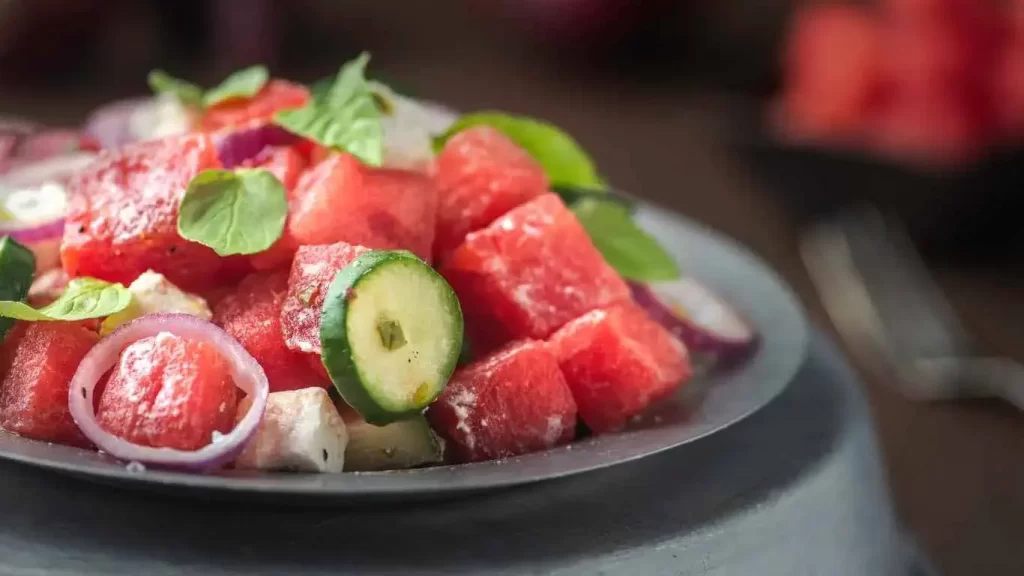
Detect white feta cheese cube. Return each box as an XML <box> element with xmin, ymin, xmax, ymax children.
<box><xmin>233</xmin><ymin>388</ymin><xmax>349</xmax><ymax>473</ymax></box>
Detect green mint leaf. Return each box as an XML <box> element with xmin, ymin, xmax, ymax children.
<box><xmin>177</xmin><ymin>168</ymin><xmax>287</xmax><ymax>257</ymax></box>
<box><xmin>275</xmin><ymin>53</ymin><xmax>383</xmax><ymax>166</ymax></box>
<box><xmin>147</xmin><ymin>69</ymin><xmax>204</xmax><ymax>109</ymax></box>
<box><xmin>572</xmin><ymin>198</ymin><xmax>680</xmax><ymax>282</ymax></box>
<box><xmin>435</xmin><ymin>112</ymin><xmax>605</xmax><ymax>190</ymax></box>
<box><xmin>202</xmin><ymin>65</ymin><xmax>270</xmax><ymax>107</ymax></box>
<box><xmin>0</xmin><ymin>277</ymin><xmax>131</xmax><ymax>322</ymax></box>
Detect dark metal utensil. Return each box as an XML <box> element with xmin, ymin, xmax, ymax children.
<box><xmin>801</xmin><ymin>205</ymin><xmax>1024</xmax><ymax>410</ymax></box>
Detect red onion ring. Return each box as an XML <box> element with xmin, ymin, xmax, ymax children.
<box><xmin>0</xmin><ymin>152</ymin><xmax>98</xmax><ymax>189</ymax></box>
<box><xmin>0</xmin><ymin>218</ymin><xmax>64</xmax><ymax>245</ymax></box>
<box><xmin>68</xmin><ymin>314</ymin><xmax>270</xmax><ymax>471</ymax></box>
<box><xmin>630</xmin><ymin>278</ymin><xmax>759</xmax><ymax>366</ymax></box>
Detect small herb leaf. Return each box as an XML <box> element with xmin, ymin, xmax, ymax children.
<box><xmin>203</xmin><ymin>65</ymin><xmax>270</xmax><ymax>107</ymax></box>
<box><xmin>436</xmin><ymin>112</ymin><xmax>605</xmax><ymax>190</ymax></box>
<box><xmin>275</xmin><ymin>53</ymin><xmax>383</xmax><ymax>166</ymax></box>
<box><xmin>177</xmin><ymin>168</ymin><xmax>287</xmax><ymax>257</ymax></box>
<box><xmin>147</xmin><ymin>70</ymin><xmax>204</xmax><ymax>109</ymax></box>
<box><xmin>572</xmin><ymin>198</ymin><xmax>680</xmax><ymax>282</ymax></box>
<box><xmin>0</xmin><ymin>278</ymin><xmax>131</xmax><ymax>321</ymax></box>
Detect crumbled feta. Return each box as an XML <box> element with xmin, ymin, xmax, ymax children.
<box><xmin>233</xmin><ymin>388</ymin><xmax>349</xmax><ymax>473</ymax></box>
<box><xmin>129</xmin><ymin>94</ymin><xmax>195</xmax><ymax>142</ymax></box>
<box><xmin>100</xmin><ymin>270</ymin><xmax>212</xmax><ymax>335</ymax></box>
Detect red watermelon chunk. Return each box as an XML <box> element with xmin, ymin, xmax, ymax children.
<box><xmin>60</xmin><ymin>134</ymin><xmax>225</xmax><ymax>291</ymax></box>
<box><xmin>199</xmin><ymin>79</ymin><xmax>310</xmax><ymax>132</ymax></box>
<box><xmin>549</xmin><ymin>303</ymin><xmax>692</xmax><ymax>433</ymax></box>
<box><xmin>440</xmin><ymin>193</ymin><xmax>631</xmax><ymax>353</ymax></box>
<box><xmin>214</xmin><ymin>271</ymin><xmax>328</xmax><ymax>392</ymax></box>
<box><xmin>288</xmin><ymin>154</ymin><xmax>438</xmax><ymax>262</ymax></box>
<box><xmin>95</xmin><ymin>332</ymin><xmax>239</xmax><ymax>451</ymax></box>
<box><xmin>280</xmin><ymin>242</ymin><xmax>369</xmax><ymax>355</ymax></box>
<box><xmin>0</xmin><ymin>322</ymin><xmax>98</xmax><ymax>447</ymax></box>
<box><xmin>244</xmin><ymin>145</ymin><xmax>306</xmax><ymax>194</ymax></box>
<box><xmin>433</xmin><ymin>126</ymin><xmax>549</xmax><ymax>263</ymax></box>
<box><xmin>780</xmin><ymin>4</ymin><xmax>882</xmax><ymax>140</ymax></box>
<box><xmin>426</xmin><ymin>339</ymin><xmax>577</xmax><ymax>463</ymax></box>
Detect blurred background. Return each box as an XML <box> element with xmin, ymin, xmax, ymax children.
<box><xmin>2</xmin><ymin>1</ymin><xmax>1024</xmax><ymax>574</ymax></box>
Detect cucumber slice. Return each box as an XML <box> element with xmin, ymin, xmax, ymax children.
<box><xmin>0</xmin><ymin>236</ymin><xmax>35</xmax><ymax>340</ymax></box>
<box><xmin>320</xmin><ymin>250</ymin><xmax>463</xmax><ymax>425</ymax></box>
<box><xmin>344</xmin><ymin>414</ymin><xmax>444</xmax><ymax>471</ymax></box>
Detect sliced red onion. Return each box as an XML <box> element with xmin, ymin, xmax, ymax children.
<box><xmin>68</xmin><ymin>314</ymin><xmax>270</xmax><ymax>471</ymax></box>
<box><xmin>0</xmin><ymin>177</ymin><xmax>76</xmax><ymax>272</ymax></box>
<box><xmin>631</xmin><ymin>278</ymin><xmax>759</xmax><ymax>366</ymax></box>
<box><xmin>215</xmin><ymin>122</ymin><xmax>299</xmax><ymax>168</ymax></box>
<box><xmin>0</xmin><ymin>151</ymin><xmax>97</xmax><ymax>189</ymax></box>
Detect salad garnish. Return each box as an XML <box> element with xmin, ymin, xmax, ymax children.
<box><xmin>0</xmin><ymin>277</ymin><xmax>130</xmax><ymax>322</ymax></box>
<box><xmin>177</xmin><ymin>168</ymin><xmax>288</xmax><ymax>257</ymax></box>
<box><xmin>148</xmin><ymin>66</ymin><xmax>270</xmax><ymax>110</ymax></box>
<box><xmin>274</xmin><ymin>53</ymin><xmax>384</xmax><ymax>166</ymax></box>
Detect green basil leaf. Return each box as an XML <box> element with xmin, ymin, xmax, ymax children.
<box><xmin>147</xmin><ymin>69</ymin><xmax>204</xmax><ymax>109</ymax></box>
<box><xmin>0</xmin><ymin>277</ymin><xmax>131</xmax><ymax>322</ymax></box>
<box><xmin>177</xmin><ymin>168</ymin><xmax>288</xmax><ymax>257</ymax></box>
<box><xmin>572</xmin><ymin>198</ymin><xmax>679</xmax><ymax>282</ymax></box>
<box><xmin>435</xmin><ymin>112</ymin><xmax>605</xmax><ymax>190</ymax></box>
<box><xmin>275</xmin><ymin>53</ymin><xmax>383</xmax><ymax>166</ymax></box>
<box><xmin>202</xmin><ymin>65</ymin><xmax>270</xmax><ymax>107</ymax></box>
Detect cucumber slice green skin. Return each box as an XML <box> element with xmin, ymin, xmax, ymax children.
<box><xmin>0</xmin><ymin>236</ymin><xmax>36</xmax><ymax>340</ymax></box>
<box><xmin>320</xmin><ymin>250</ymin><xmax>464</xmax><ymax>425</ymax></box>
<box><xmin>344</xmin><ymin>414</ymin><xmax>444</xmax><ymax>472</ymax></box>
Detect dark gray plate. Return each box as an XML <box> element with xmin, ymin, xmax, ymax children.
<box><xmin>0</xmin><ymin>203</ymin><xmax>807</xmax><ymax>500</ymax></box>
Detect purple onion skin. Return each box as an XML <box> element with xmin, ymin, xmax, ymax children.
<box><xmin>628</xmin><ymin>281</ymin><xmax>759</xmax><ymax>370</ymax></box>
<box><xmin>0</xmin><ymin>218</ymin><xmax>65</xmax><ymax>244</ymax></box>
<box><xmin>215</xmin><ymin>123</ymin><xmax>299</xmax><ymax>168</ymax></box>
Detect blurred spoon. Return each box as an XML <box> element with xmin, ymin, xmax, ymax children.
<box><xmin>800</xmin><ymin>205</ymin><xmax>1024</xmax><ymax>410</ymax></box>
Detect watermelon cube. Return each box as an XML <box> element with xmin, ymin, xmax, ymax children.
<box><xmin>549</xmin><ymin>303</ymin><xmax>692</xmax><ymax>433</ymax></box>
<box><xmin>96</xmin><ymin>332</ymin><xmax>239</xmax><ymax>451</ymax></box>
<box><xmin>426</xmin><ymin>339</ymin><xmax>577</xmax><ymax>463</ymax></box>
<box><xmin>199</xmin><ymin>79</ymin><xmax>310</xmax><ymax>132</ymax></box>
<box><xmin>780</xmin><ymin>4</ymin><xmax>882</xmax><ymax>139</ymax></box>
<box><xmin>280</xmin><ymin>242</ymin><xmax>369</xmax><ymax>355</ymax></box>
<box><xmin>60</xmin><ymin>134</ymin><xmax>226</xmax><ymax>291</ymax></box>
<box><xmin>0</xmin><ymin>322</ymin><xmax>98</xmax><ymax>447</ymax></box>
<box><xmin>433</xmin><ymin>126</ymin><xmax>549</xmax><ymax>263</ymax></box>
<box><xmin>214</xmin><ymin>271</ymin><xmax>328</xmax><ymax>393</ymax></box>
<box><xmin>440</xmin><ymin>193</ymin><xmax>631</xmax><ymax>352</ymax></box>
<box><xmin>288</xmin><ymin>154</ymin><xmax>438</xmax><ymax>262</ymax></box>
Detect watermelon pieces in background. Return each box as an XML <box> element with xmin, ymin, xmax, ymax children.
<box><xmin>778</xmin><ymin>0</ymin><xmax>1024</xmax><ymax>166</ymax></box>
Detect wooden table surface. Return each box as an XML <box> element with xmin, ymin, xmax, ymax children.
<box><xmin>3</xmin><ymin>23</ymin><xmax>1022</xmax><ymax>573</ymax></box>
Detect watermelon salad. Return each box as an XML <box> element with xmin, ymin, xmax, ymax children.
<box><xmin>0</xmin><ymin>55</ymin><xmax>758</xmax><ymax>474</ymax></box>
